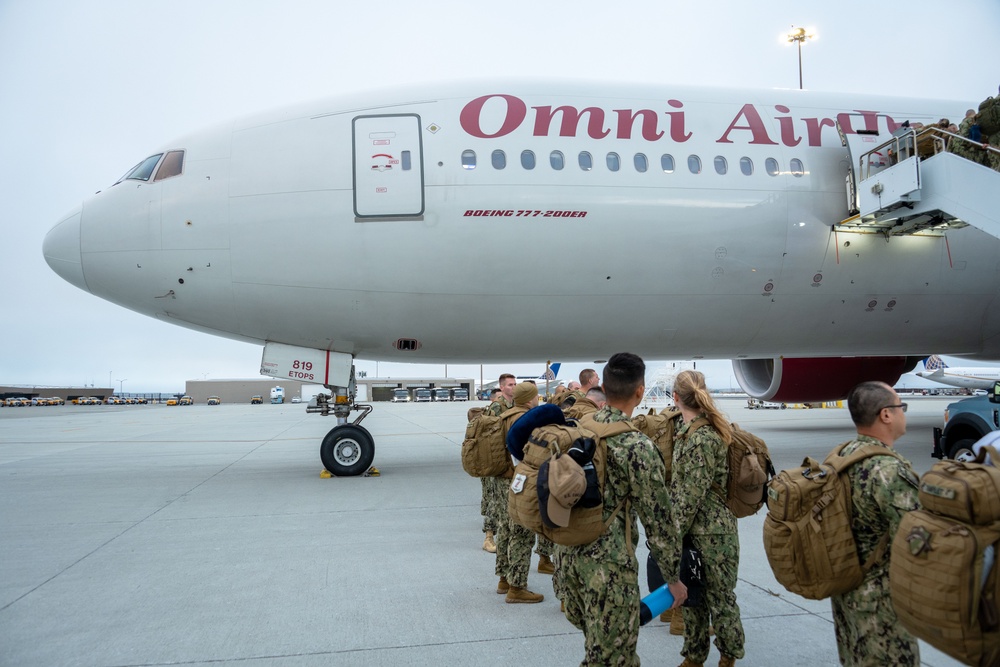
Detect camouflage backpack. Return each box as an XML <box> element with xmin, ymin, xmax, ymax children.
<box><xmin>978</xmin><ymin>96</ymin><xmax>1000</xmax><ymax>136</ymax></box>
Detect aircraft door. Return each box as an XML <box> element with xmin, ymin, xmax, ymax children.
<box><xmin>353</xmin><ymin>114</ymin><xmax>424</xmax><ymax>219</ymax></box>
<box><xmin>837</xmin><ymin>118</ymin><xmax>891</xmax><ymax>216</ymax></box>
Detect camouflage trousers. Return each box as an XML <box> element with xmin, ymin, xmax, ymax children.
<box><xmin>483</xmin><ymin>475</ymin><xmax>507</xmax><ymax>537</ymax></box>
<box><xmin>486</xmin><ymin>476</ymin><xmax>536</xmax><ymax>587</ymax></box>
<box><xmin>481</xmin><ymin>477</ymin><xmax>496</xmax><ymax>533</ymax></box>
<box><xmin>831</xmin><ymin>569</ymin><xmax>919</xmax><ymax>667</ymax></box>
<box><xmin>681</xmin><ymin>533</ymin><xmax>745</xmax><ymax>662</ymax></box>
<box><xmin>536</xmin><ymin>535</ymin><xmax>553</xmax><ymax>558</ymax></box>
<box><xmin>990</xmin><ymin>133</ymin><xmax>1000</xmax><ymax>171</ymax></box>
<box><xmin>561</xmin><ymin>555</ymin><xmax>642</xmax><ymax>667</ymax></box>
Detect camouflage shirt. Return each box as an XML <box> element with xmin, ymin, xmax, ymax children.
<box><xmin>563</xmin><ymin>406</ymin><xmax>676</xmax><ymax>569</ymax></box>
<box><xmin>840</xmin><ymin>435</ymin><xmax>920</xmax><ymax>577</ymax></box>
<box><xmin>484</xmin><ymin>396</ymin><xmax>513</xmax><ymax>417</ymax></box>
<box><xmin>669</xmin><ymin>413</ymin><xmax>735</xmax><ymax>540</ymax></box>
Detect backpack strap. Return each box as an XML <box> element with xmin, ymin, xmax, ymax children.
<box><xmin>824</xmin><ymin>441</ymin><xmax>906</xmax><ymax>573</ymax></box>
<box><xmin>577</xmin><ymin>415</ymin><xmax>638</xmax><ymax>557</ymax></box>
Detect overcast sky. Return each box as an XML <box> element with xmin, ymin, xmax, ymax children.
<box><xmin>2</xmin><ymin>1</ymin><xmax>998</xmax><ymax>393</ymax></box>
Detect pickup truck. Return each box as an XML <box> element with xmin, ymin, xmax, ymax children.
<box><xmin>933</xmin><ymin>381</ymin><xmax>1000</xmax><ymax>460</ymax></box>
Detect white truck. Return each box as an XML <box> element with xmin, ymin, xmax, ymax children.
<box><xmin>270</xmin><ymin>386</ymin><xmax>285</xmax><ymax>404</ymax></box>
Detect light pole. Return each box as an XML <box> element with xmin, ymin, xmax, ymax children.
<box><xmin>786</xmin><ymin>26</ymin><xmax>815</xmax><ymax>90</ymax></box>
<box><xmin>118</xmin><ymin>379</ymin><xmax>127</xmax><ymax>395</ymax></box>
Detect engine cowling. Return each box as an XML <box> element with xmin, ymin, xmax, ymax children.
<box><xmin>732</xmin><ymin>356</ymin><xmax>923</xmax><ymax>403</ymax></box>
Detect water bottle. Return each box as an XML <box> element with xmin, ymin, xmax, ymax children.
<box><xmin>639</xmin><ymin>583</ymin><xmax>675</xmax><ymax>625</ymax></box>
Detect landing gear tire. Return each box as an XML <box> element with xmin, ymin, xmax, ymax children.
<box><xmin>949</xmin><ymin>438</ymin><xmax>978</xmax><ymax>462</ymax></box>
<box><xmin>320</xmin><ymin>424</ymin><xmax>375</xmax><ymax>476</ymax></box>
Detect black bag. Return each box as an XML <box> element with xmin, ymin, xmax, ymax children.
<box><xmin>647</xmin><ymin>535</ymin><xmax>704</xmax><ymax>607</ymax></box>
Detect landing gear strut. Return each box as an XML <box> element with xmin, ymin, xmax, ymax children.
<box><xmin>308</xmin><ymin>365</ymin><xmax>375</xmax><ymax>476</ymax></box>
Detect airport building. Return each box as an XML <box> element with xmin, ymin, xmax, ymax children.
<box><xmin>183</xmin><ymin>377</ymin><xmax>476</xmax><ymax>404</ymax></box>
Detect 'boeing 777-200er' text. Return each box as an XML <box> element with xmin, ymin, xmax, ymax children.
<box><xmin>43</xmin><ymin>80</ymin><xmax>1000</xmax><ymax>473</ymax></box>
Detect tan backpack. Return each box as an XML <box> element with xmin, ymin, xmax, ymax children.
<box><xmin>631</xmin><ymin>409</ymin><xmax>684</xmax><ymax>482</ymax></box>
<box><xmin>460</xmin><ymin>406</ymin><xmax>525</xmax><ymax>478</ymax></box>
<box><xmin>763</xmin><ymin>442</ymin><xmax>903</xmax><ymax>600</ymax></box>
<box><xmin>508</xmin><ymin>417</ymin><xmax>635</xmax><ymax>546</ymax></box>
<box><xmin>634</xmin><ymin>410</ymin><xmax>772</xmax><ymax>518</ymax></box>
<box><xmin>890</xmin><ymin>446</ymin><xmax>1000</xmax><ymax>666</ymax></box>
<box><xmin>717</xmin><ymin>424</ymin><xmax>775</xmax><ymax>518</ymax></box>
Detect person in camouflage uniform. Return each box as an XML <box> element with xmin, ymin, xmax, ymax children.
<box><xmin>496</xmin><ymin>381</ymin><xmax>546</xmax><ymax>602</ymax></box>
<box><xmin>950</xmin><ymin>109</ymin><xmax>988</xmax><ymax>165</ymax></box>
<box><xmin>831</xmin><ymin>381</ymin><xmax>920</xmax><ymax>667</ymax></box>
<box><xmin>560</xmin><ymin>352</ymin><xmax>686</xmax><ymax>666</ymax></box>
<box><xmin>481</xmin><ymin>387</ymin><xmax>504</xmax><ymax>552</ymax></box>
<box><xmin>669</xmin><ymin>370</ymin><xmax>744</xmax><ymax>667</ymax></box>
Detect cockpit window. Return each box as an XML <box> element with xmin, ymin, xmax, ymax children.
<box><xmin>120</xmin><ymin>154</ymin><xmax>163</xmax><ymax>183</ymax></box>
<box><xmin>153</xmin><ymin>150</ymin><xmax>185</xmax><ymax>181</ymax></box>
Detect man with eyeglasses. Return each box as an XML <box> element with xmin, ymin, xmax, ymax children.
<box><xmin>832</xmin><ymin>381</ymin><xmax>921</xmax><ymax>667</ymax></box>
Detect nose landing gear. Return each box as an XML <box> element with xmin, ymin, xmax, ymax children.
<box><xmin>307</xmin><ymin>367</ymin><xmax>376</xmax><ymax>476</ymax></box>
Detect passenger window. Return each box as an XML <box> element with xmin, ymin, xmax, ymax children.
<box><xmin>492</xmin><ymin>150</ymin><xmax>506</xmax><ymax>170</ymax></box>
<box><xmin>688</xmin><ymin>155</ymin><xmax>702</xmax><ymax>174</ymax></box>
<box><xmin>462</xmin><ymin>150</ymin><xmax>477</xmax><ymax>170</ymax></box>
<box><xmin>661</xmin><ymin>154</ymin><xmax>675</xmax><ymax>173</ymax></box>
<box><xmin>607</xmin><ymin>153</ymin><xmax>620</xmax><ymax>172</ymax></box>
<box><xmin>521</xmin><ymin>150</ymin><xmax>536</xmax><ymax>170</ymax></box>
<box><xmin>790</xmin><ymin>158</ymin><xmax>804</xmax><ymax>177</ymax></box>
<box><xmin>714</xmin><ymin>156</ymin><xmax>727</xmax><ymax>175</ymax></box>
<box><xmin>400</xmin><ymin>150</ymin><xmax>412</xmax><ymax>171</ymax></box>
<box><xmin>124</xmin><ymin>154</ymin><xmax>163</xmax><ymax>182</ymax></box>
<box><xmin>740</xmin><ymin>157</ymin><xmax>753</xmax><ymax>176</ymax></box>
<box><xmin>550</xmin><ymin>151</ymin><xmax>565</xmax><ymax>170</ymax></box>
<box><xmin>766</xmin><ymin>158</ymin><xmax>779</xmax><ymax>176</ymax></box>
<box><xmin>579</xmin><ymin>151</ymin><xmax>593</xmax><ymax>171</ymax></box>
<box><xmin>153</xmin><ymin>150</ymin><xmax>184</xmax><ymax>181</ymax></box>
<box><xmin>634</xmin><ymin>153</ymin><xmax>648</xmax><ymax>173</ymax></box>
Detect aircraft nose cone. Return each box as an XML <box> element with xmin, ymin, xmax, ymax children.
<box><xmin>43</xmin><ymin>206</ymin><xmax>88</xmax><ymax>292</ymax></box>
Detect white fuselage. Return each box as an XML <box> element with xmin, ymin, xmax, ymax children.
<box><xmin>43</xmin><ymin>80</ymin><xmax>1000</xmax><ymax>365</ymax></box>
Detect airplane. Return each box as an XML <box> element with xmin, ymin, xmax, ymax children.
<box><xmin>915</xmin><ymin>355</ymin><xmax>1000</xmax><ymax>390</ymax></box>
<box><xmin>42</xmin><ymin>79</ymin><xmax>1000</xmax><ymax>474</ymax></box>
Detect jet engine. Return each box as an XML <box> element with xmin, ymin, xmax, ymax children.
<box><xmin>732</xmin><ymin>356</ymin><xmax>923</xmax><ymax>403</ymax></box>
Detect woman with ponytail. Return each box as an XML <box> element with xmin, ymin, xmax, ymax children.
<box><xmin>669</xmin><ymin>370</ymin><xmax>745</xmax><ymax>667</ymax></box>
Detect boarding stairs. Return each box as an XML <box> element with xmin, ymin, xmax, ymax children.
<box><xmin>836</xmin><ymin>123</ymin><xmax>1000</xmax><ymax>241</ymax></box>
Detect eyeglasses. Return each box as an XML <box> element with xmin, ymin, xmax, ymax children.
<box><xmin>881</xmin><ymin>403</ymin><xmax>908</xmax><ymax>413</ymax></box>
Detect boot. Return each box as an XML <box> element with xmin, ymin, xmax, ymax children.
<box><xmin>482</xmin><ymin>530</ymin><xmax>497</xmax><ymax>553</ymax></box>
<box><xmin>670</xmin><ymin>607</ymin><xmax>685</xmax><ymax>635</ymax></box>
<box><xmin>496</xmin><ymin>577</ymin><xmax>509</xmax><ymax>594</ymax></box>
<box><xmin>718</xmin><ymin>657</ymin><xmax>736</xmax><ymax>667</ymax></box>
<box><xmin>537</xmin><ymin>554</ymin><xmax>555</xmax><ymax>574</ymax></box>
<box><xmin>676</xmin><ymin>659</ymin><xmax>703</xmax><ymax>667</ymax></box>
<box><xmin>505</xmin><ymin>586</ymin><xmax>544</xmax><ymax>603</ymax></box>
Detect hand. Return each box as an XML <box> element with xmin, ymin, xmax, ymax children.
<box><xmin>668</xmin><ymin>580</ymin><xmax>688</xmax><ymax>609</ymax></box>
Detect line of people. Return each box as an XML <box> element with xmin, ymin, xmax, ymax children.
<box><xmin>473</xmin><ymin>356</ymin><xmax>923</xmax><ymax>667</ymax></box>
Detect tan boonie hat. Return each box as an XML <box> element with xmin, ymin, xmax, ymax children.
<box><xmin>545</xmin><ymin>453</ymin><xmax>587</xmax><ymax>527</ymax></box>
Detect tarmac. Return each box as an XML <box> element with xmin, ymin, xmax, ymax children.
<box><xmin>0</xmin><ymin>397</ymin><xmax>965</xmax><ymax>666</ymax></box>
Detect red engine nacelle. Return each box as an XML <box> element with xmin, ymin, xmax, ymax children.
<box><xmin>732</xmin><ymin>356</ymin><xmax>923</xmax><ymax>403</ymax></box>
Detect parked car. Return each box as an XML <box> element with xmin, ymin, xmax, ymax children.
<box><xmin>166</xmin><ymin>398</ymin><xmax>179</xmax><ymax>406</ymax></box>
<box><xmin>291</xmin><ymin>396</ymin><xmax>301</xmax><ymax>404</ymax></box>
<box><xmin>207</xmin><ymin>396</ymin><xmax>221</xmax><ymax>405</ymax></box>
<box><xmin>933</xmin><ymin>381</ymin><xmax>1000</xmax><ymax>460</ymax></box>
<box><xmin>250</xmin><ymin>395</ymin><xmax>263</xmax><ymax>404</ymax></box>
<box><xmin>178</xmin><ymin>396</ymin><xmax>194</xmax><ymax>406</ymax></box>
